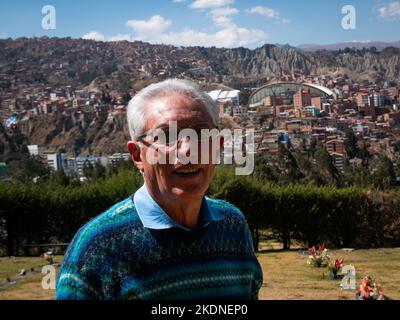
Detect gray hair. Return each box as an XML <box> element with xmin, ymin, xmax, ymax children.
<box><xmin>127</xmin><ymin>79</ymin><xmax>219</xmax><ymax>140</ymax></box>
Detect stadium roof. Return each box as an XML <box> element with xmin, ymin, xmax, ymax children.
<box><xmin>249</xmin><ymin>82</ymin><xmax>335</xmax><ymax>108</ymax></box>
<box><xmin>305</xmin><ymin>83</ymin><xmax>335</xmax><ymax>97</ymax></box>
<box><xmin>208</xmin><ymin>90</ymin><xmax>240</xmax><ymax>101</ymax></box>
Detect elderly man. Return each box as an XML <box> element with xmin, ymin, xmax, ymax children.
<box><xmin>56</xmin><ymin>79</ymin><xmax>263</xmax><ymax>300</ymax></box>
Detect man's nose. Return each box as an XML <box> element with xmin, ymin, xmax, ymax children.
<box><xmin>177</xmin><ymin>136</ymin><xmax>191</xmax><ymax>157</ymax></box>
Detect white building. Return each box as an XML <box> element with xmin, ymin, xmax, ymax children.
<box><xmin>108</xmin><ymin>153</ymin><xmax>131</xmax><ymax>168</ymax></box>
<box><xmin>27</xmin><ymin>145</ymin><xmax>44</xmax><ymax>156</ymax></box>
<box><xmin>46</xmin><ymin>153</ymin><xmax>69</xmax><ymax>172</ymax></box>
<box><xmin>373</xmin><ymin>94</ymin><xmax>384</xmax><ymax>107</ymax></box>
<box><xmin>208</xmin><ymin>90</ymin><xmax>241</xmax><ymax>107</ymax></box>
<box><xmin>75</xmin><ymin>156</ymin><xmax>108</xmax><ymax>177</ymax></box>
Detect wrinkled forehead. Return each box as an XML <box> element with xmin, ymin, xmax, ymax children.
<box><xmin>143</xmin><ymin>94</ymin><xmax>214</xmax><ymax>131</ymax></box>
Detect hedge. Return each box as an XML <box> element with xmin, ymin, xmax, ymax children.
<box><xmin>211</xmin><ymin>176</ymin><xmax>400</xmax><ymax>250</ymax></box>
<box><xmin>1</xmin><ymin>168</ymin><xmax>399</xmax><ymax>256</ymax></box>
<box><xmin>0</xmin><ymin>170</ymin><xmax>143</xmax><ymax>256</ymax></box>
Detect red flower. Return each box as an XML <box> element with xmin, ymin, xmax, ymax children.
<box><xmin>311</xmin><ymin>246</ymin><xmax>316</xmax><ymax>254</ymax></box>
<box><xmin>335</xmin><ymin>258</ymin><xmax>344</xmax><ymax>269</ymax></box>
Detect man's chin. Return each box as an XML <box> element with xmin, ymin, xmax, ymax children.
<box><xmin>170</xmin><ymin>185</ymin><xmax>206</xmax><ymax>199</ymax></box>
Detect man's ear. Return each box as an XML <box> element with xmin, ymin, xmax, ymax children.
<box><xmin>127</xmin><ymin>141</ymin><xmax>144</xmax><ymax>173</ymax></box>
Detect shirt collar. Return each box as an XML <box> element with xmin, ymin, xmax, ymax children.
<box><xmin>133</xmin><ymin>184</ymin><xmax>223</xmax><ymax>231</ymax></box>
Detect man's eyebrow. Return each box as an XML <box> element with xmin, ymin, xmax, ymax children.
<box><xmin>151</xmin><ymin>122</ymin><xmax>213</xmax><ymax>130</ymax></box>
<box><xmin>146</xmin><ymin>124</ymin><xmax>169</xmax><ymax>131</ymax></box>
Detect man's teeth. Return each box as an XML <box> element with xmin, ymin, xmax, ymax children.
<box><xmin>175</xmin><ymin>168</ymin><xmax>200</xmax><ymax>174</ymax></box>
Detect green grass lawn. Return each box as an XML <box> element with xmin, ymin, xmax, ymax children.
<box><xmin>1</xmin><ymin>247</ymin><xmax>399</xmax><ymax>300</ymax></box>
<box><xmin>0</xmin><ymin>256</ymin><xmax>63</xmax><ymax>300</ymax></box>
<box><xmin>258</xmin><ymin>247</ymin><xmax>400</xmax><ymax>300</ymax></box>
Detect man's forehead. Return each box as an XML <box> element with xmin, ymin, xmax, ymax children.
<box><xmin>144</xmin><ymin>94</ymin><xmax>212</xmax><ymax>129</ymax></box>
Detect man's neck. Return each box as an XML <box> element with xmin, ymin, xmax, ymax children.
<box><xmin>146</xmin><ymin>186</ymin><xmax>203</xmax><ymax>230</ymax></box>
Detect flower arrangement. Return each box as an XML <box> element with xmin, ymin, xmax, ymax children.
<box><xmin>327</xmin><ymin>258</ymin><xmax>344</xmax><ymax>279</ymax></box>
<box><xmin>355</xmin><ymin>276</ymin><xmax>387</xmax><ymax>300</ymax></box>
<box><xmin>40</xmin><ymin>251</ymin><xmax>54</xmax><ymax>265</ymax></box>
<box><xmin>307</xmin><ymin>244</ymin><xmax>330</xmax><ymax>268</ymax></box>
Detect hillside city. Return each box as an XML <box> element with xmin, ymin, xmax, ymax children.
<box><xmin>0</xmin><ymin>38</ymin><xmax>400</xmax><ymax>186</ymax></box>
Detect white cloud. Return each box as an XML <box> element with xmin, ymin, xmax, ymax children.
<box><xmin>173</xmin><ymin>0</ymin><xmax>186</xmax><ymax>3</ymax></box>
<box><xmin>378</xmin><ymin>1</ymin><xmax>400</xmax><ymax>19</ymax></box>
<box><xmin>82</xmin><ymin>31</ymin><xmax>132</xmax><ymax>42</ymax></box>
<box><xmin>350</xmin><ymin>40</ymin><xmax>372</xmax><ymax>43</ymax></box>
<box><xmin>157</xmin><ymin>26</ymin><xmax>267</xmax><ymax>48</ymax></box>
<box><xmin>190</xmin><ymin>0</ymin><xmax>234</xmax><ymax>9</ymax></box>
<box><xmin>126</xmin><ymin>15</ymin><xmax>172</xmax><ymax>38</ymax></box>
<box><xmin>83</xmin><ymin>8</ymin><xmax>268</xmax><ymax>48</ymax></box>
<box><xmin>211</xmin><ymin>6</ymin><xmax>239</xmax><ymax>17</ymax></box>
<box><xmin>82</xmin><ymin>31</ymin><xmax>106</xmax><ymax>41</ymax></box>
<box><xmin>123</xmin><ymin>12</ymin><xmax>266</xmax><ymax>48</ymax></box>
<box><xmin>210</xmin><ymin>6</ymin><xmax>239</xmax><ymax>28</ymax></box>
<box><xmin>246</xmin><ymin>6</ymin><xmax>280</xmax><ymax>19</ymax></box>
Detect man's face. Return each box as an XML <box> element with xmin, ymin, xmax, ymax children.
<box><xmin>129</xmin><ymin>94</ymin><xmax>218</xmax><ymax>201</ymax></box>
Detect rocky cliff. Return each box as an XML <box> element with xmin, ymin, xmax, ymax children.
<box><xmin>17</xmin><ymin>112</ymin><xmax>131</xmax><ymax>156</ymax></box>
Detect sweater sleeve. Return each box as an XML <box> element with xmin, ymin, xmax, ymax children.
<box><xmin>56</xmin><ymin>263</ymin><xmax>103</xmax><ymax>300</ymax></box>
<box><xmin>213</xmin><ymin>199</ymin><xmax>264</xmax><ymax>300</ymax></box>
<box><xmin>55</xmin><ymin>226</ymin><xmax>103</xmax><ymax>300</ymax></box>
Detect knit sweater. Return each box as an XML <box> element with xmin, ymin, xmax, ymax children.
<box><xmin>55</xmin><ymin>192</ymin><xmax>263</xmax><ymax>300</ymax></box>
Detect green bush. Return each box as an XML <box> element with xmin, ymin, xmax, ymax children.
<box><xmin>0</xmin><ymin>169</ymin><xmax>143</xmax><ymax>256</ymax></box>
<box><xmin>1</xmin><ymin>167</ymin><xmax>399</xmax><ymax>256</ymax></box>
<box><xmin>209</xmin><ymin>172</ymin><xmax>400</xmax><ymax>251</ymax></box>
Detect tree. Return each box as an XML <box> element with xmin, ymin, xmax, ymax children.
<box><xmin>50</xmin><ymin>169</ymin><xmax>71</xmax><ymax>187</ymax></box>
<box><xmin>82</xmin><ymin>160</ymin><xmax>94</xmax><ymax>179</ymax></box>
<box><xmin>356</xmin><ymin>140</ymin><xmax>371</xmax><ymax>166</ymax></box>
<box><xmin>103</xmin><ymin>63</ymin><xmax>117</xmax><ymax>76</ymax></box>
<box><xmin>93</xmin><ymin>162</ymin><xmax>106</xmax><ymax>180</ymax></box>
<box><xmin>314</xmin><ymin>143</ymin><xmax>340</xmax><ymax>186</ymax></box>
<box><xmin>106</xmin><ymin>163</ymin><xmax>118</xmax><ymax>178</ymax></box>
<box><xmin>345</xmin><ymin>131</ymin><xmax>359</xmax><ymax>159</ymax></box>
<box><xmin>101</xmin><ymin>91</ymin><xmax>111</xmax><ymax>104</ymax></box>
<box><xmin>83</xmin><ymin>161</ymin><xmax>106</xmax><ymax>181</ymax></box>
<box><xmin>79</xmin><ymin>71</ymin><xmax>98</xmax><ymax>84</ymax></box>
<box><xmin>342</xmin><ymin>161</ymin><xmax>373</xmax><ymax>188</ymax></box>
<box><xmin>277</xmin><ymin>142</ymin><xmax>304</xmax><ymax>184</ymax></box>
<box><xmin>294</xmin><ymin>150</ymin><xmax>313</xmax><ymax>182</ymax></box>
<box><xmin>254</xmin><ymin>154</ymin><xmax>279</xmax><ymax>183</ymax></box>
<box><xmin>309</xmin><ymin>138</ymin><xmax>317</xmax><ymax>158</ymax></box>
<box><xmin>7</xmin><ymin>154</ymin><xmax>50</xmax><ymax>183</ymax></box>
<box><xmin>117</xmin><ymin>159</ymin><xmax>135</xmax><ymax>172</ymax></box>
<box><xmin>373</xmin><ymin>155</ymin><xmax>396</xmax><ymax>189</ymax></box>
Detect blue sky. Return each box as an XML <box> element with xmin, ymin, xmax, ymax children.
<box><xmin>0</xmin><ymin>0</ymin><xmax>399</xmax><ymax>48</ymax></box>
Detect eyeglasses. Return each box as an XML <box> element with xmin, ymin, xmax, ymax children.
<box><xmin>137</xmin><ymin>123</ymin><xmax>219</xmax><ymax>150</ymax></box>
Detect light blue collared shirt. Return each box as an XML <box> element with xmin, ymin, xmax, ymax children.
<box><xmin>133</xmin><ymin>184</ymin><xmax>224</xmax><ymax>231</ymax></box>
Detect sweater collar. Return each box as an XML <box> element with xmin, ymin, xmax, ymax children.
<box><xmin>133</xmin><ymin>184</ymin><xmax>223</xmax><ymax>231</ymax></box>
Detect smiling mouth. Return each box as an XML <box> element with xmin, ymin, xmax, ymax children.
<box><xmin>173</xmin><ymin>167</ymin><xmax>202</xmax><ymax>176</ymax></box>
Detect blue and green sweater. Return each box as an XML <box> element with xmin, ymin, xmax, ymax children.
<box><xmin>56</xmin><ymin>185</ymin><xmax>263</xmax><ymax>300</ymax></box>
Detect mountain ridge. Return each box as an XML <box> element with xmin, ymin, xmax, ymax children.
<box><xmin>297</xmin><ymin>41</ymin><xmax>400</xmax><ymax>52</ymax></box>
<box><xmin>0</xmin><ymin>38</ymin><xmax>399</xmax><ymax>93</ymax></box>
